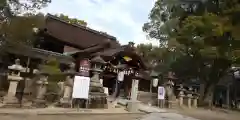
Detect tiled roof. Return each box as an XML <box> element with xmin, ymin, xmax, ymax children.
<box><xmin>5</xmin><ymin>42</ymin><xmax>74</xmax><ymax>64</ymax></box>
<box><xmin>43</xmin><ymin>14</ymin><xmax>120</xmax><ymax>49</ymax></box>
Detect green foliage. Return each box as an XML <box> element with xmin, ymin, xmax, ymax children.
<box><xmin>40</xmin><ymin>57</ymin><xmax>65</xmax><ymax>94</ymax></box>
<box><xmin>143</xmin><ymin>0</ymin><xmax>240</xmax><ymax>104</ymax></box>
<box><xmin>0</xmin><ymin>0</ymin><xmax>50</xmax><ymax>52</ymax></box>
<box><xmin>136</xmin><ymin>43</ymin><xmax>181</xmax><ymax>74</ymax></box>
<box><xmin>40</xmin><ymin>58</ymin><xmax>64</xmax><ymax>82</ymax></box>
<box><xmin>0</xmin><ymin>0</ymin><xmax>50</xmax><ymax>20</ymax></box>
<box><xmin>1</xmin><ymin>13</ymin><xmax>45</xmax><ymax>46</ymax></box>
<box><xmin>55</xmin><ymin>14</ymin><xmax>87</xmax><ymax>26</ymax></box>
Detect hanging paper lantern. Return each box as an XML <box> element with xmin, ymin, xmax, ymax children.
<box><xmin>234</xmin><ymin>71</ymin><xmax>240</xmax><ymax>79</ymax></box>
<box><xmin>152</xmin><ymin>78</ymin><xmax>159</xmax><ymax>87</ymax></box>
<box><xmin>100</xmin><ymin>79</ymin><xmax>103</xmax><ymax>85</ymax></box>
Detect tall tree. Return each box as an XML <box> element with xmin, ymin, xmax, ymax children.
<box><xmin>136</xmin><ymin>43</ymin><xmax>182</xmax><ymax>74</ymax></box>
<box><xmin>0</xmin><ymin>0</ymin><xmax>50</xmax><ymax>54</ymax></box>
<box><xmin>1</xmin><ymin>13</ymin><xmax>45</xmax><ymax>46</ymax></box>
<box><xmin>143</xmin><ymin>0</ymin><xmax>240</xmax><ymax>105</ymax></box>
<box><xmin>0</xmin><ymin>0</ymin><xmax>50</xmax><ymax>21</ymax></box>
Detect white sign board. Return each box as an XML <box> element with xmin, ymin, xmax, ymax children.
<box><xmin>103</xmin><ymin>87</ymin><xmax>109</xmax><ymax>96</ymax></box>
<box><xmin>72</xmin><ymin>76</ymin><xmax>90</xmax><ymax>99</ymax></box>
<box><xmin>158</xmin><ymin>86</ymin><xmax>165</xmax><ymax>100</ymax></box>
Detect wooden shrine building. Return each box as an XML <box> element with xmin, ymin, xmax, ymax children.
<box><xmin>34</xmin><ymin>14</ymin><xmax>150</xmax><ymax>95</ymax></box>
<box><xmin>0</xmin><ymin>14</ymin><xmax>150</xmax><ymax>104</ymax></box>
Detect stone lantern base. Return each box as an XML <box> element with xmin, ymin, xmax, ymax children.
<box><xmin>3</xmin><ymin>95</ymin><xmax>19</xmax><ymax>104</ymax></box>
<box><xmin>60</xmin><ymin>98</ymin><xmax>72</xmax><ymax>108</ymax></box>
<box><xmin>127</xmin><ymin>100</ymin><xmax>140</xmax><ymax>112</ymax></box>
<box><xmin>1</xmin><ymin>96</ymin><xmax>20</xmax><ymax>108</ymax></box>
<box><xmin>32</xmin><ymin>99</ymin><xmax>47</xmax><ymax>108</ymax></box>
<box><xmin>87</xmin><ymin>92</ymin><xmax>108</xmax><ymax>109</ymax></box>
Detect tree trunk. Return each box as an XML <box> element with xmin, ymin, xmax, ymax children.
<box><xmin>199</xmin><ymin>83</ymin><xmax>205</xmax><ymax>103</ymax></box>
<box><xmin>203</xmin><ymin>84</ymin><xmax>215</xmax><ymax>108</ymax></box>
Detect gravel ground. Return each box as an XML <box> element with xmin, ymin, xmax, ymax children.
<box><xmin>173</xmin><ymin>108</ymin><xmax>240</xmax><ymax>120</ymax></box>
<box><xmin>0</xmin><ymin>114</ymin><xmax>144</xmax><ymax>120</ymax></box>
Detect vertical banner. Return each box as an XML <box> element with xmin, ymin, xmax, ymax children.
<box><xmin>72</xmin><ymin>59</ymin><xmax>91</xmax><ymax>99</ymax></box>
<box><xmin>72</xmin><ymin>76</ymin><xmax>90</xmax><ymax>99</ymax></box>
<box><xmin>78</xmin><ymin>59</ymin><xmax>91</xmax><ymax>77</ymax></box>
<box><xmin>158</xmin><ymin>86</ymin><xmax>165</xmax><ymax>100</ymax></box>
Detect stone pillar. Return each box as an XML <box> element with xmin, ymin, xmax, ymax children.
<box><xmin>127</xmin><ymin>79</ymin><xmax>140</xmax><ymax>112</ymax></box>
<box><xmin>3</xmin><ymin>75</ymin><xmax>23</xmax><ymax>103</ymax></box>
<box><xmin>187</xmin><ymin>87</ymin><xmax>193</xmax><ymax>108</ymax></box>
<box><xmin>193</xmin><ymin>96</ymin><xmax>198</xmax><ymax>108</ymax></box>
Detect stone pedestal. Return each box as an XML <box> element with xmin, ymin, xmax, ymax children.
<box><xmin>23</xmin><ymin>78</ymin><xmax>32</xmax><ymax>94</ymax></box>
<box><xmin>192</xmin><ymin>89</ymin><xmax>199</xmax><ymax>108</ymax></box>
<box><xmin>187</xmin><ymin>90</ymin><xmax>193</xmax><ymax>108</ymax></box>
<box><xmin>193</xmin><ymin>97</ymin><xmax>198</xmax><ymax>108</ymax></box>
<box><xmin>57</xmin><ymin>81</ymin><xmax>64</xmax><ymax>97</ymax></box>
<box><xmin>3</xmin><ymin>75</ymin><xmax>23</xmax><ymax>104</ymax></box>
<box><xmin>127</xmin><ymin>101</ymin><xmax>140</xmax><ymax>112</ymax></box>
<box><xmin>127</xmin><ymin>79</ymin><xmax>139</xmax><ymax>112</ymax></box>
<box><xmin>187</xmin><ymin>96</ymin><xmax>192</xmax><ymax>108</ymax></box>
<box><xmin>179</xmin><ymin>93</ymin><xmax>184</xmax><ymax>107</ymax></box>
<box><xmin>60</xmin><ymin>85</ymin><xmax>72</xmax><ymax>107</ymax></box>
<box><xmin>158</xmin><ymin>99</ymin><xmax>165</xmax><ymax>108</ymax></box>
<box><xmin>33</xmin><ymin>75</ymin><xmax>48</xmax><ymax>108</ymax></box>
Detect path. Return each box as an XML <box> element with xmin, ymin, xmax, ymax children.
<box><xmin>170</xmin><ymin>108</ymin><xmax>240</xmax><ymax>120</ymax></box>
<box><xmin>0</xmin><ymin>114</ymin><xmax>144</xmax><ymax>120</ymax></box>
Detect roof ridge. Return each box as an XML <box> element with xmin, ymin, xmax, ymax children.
<box><xmin>46</xmin><ymin>13</ymin><xmax>117</xmax><ymax>40</ymax></box>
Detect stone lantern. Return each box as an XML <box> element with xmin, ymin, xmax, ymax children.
<box><xmin>33</xmin><ymin>71</ymin><xmax>49</xmax><ymax>108</ymax></box>
<box><xmin>186</xmin><ymin>86</ymin><xmax>193</xmax><ymax>108</ymax></box>
<box><xmin>89</xmin><ymin>56</ymin><xmax>108</xmax><ymax>108</ymax></box>
<box><xmin>60</xmin><ymin>62</ymin><xmax>76</xmax><ymax>107</ymax></box>
<box><xmin>192</xmin><ymin>89</ymin><xmax>200</xmax><ymax>108</ymax></box>
<box><xmin>177</xmin><ymin>84</ymin><xmax>186</xmax><ymax>107</ymax></box>
<box><xmin>3</xmin><ymin>59</ymin><xmax>24</xmax><ymax>105</ymax></box>
<box><xmin>164</xmin><ymin>71</ymin><xmax>176</xmax><ymax>108</ymax></box>
<box><xmin>90</xmin><ymin>56</ymin><xmax>106</xmax><ymax>92</ymax></box>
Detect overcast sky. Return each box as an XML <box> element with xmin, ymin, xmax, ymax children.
<box><xmin>41</xmin><ymin>0</ymin><xmax>159</xmax><ymax>45</ymax></box>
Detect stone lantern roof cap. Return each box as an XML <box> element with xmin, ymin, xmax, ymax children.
<box><xmin>150</xmin><ymin>70</ymin><xmax>159</xmax><ymax>77</ymax></box>
<box><xmin>115</xmin><ymin>64</ymin><xmax>127</xmax><ymax>70</ymax></box>
<box><xmin>91</xmin><ymin>56</ymin><xmax>106</xmax><ymax>64</ymax></box>
<box><xmin>36</xmin><ymin>71</ymin><xmax>50</xmax><ymax>76</ymax></box>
